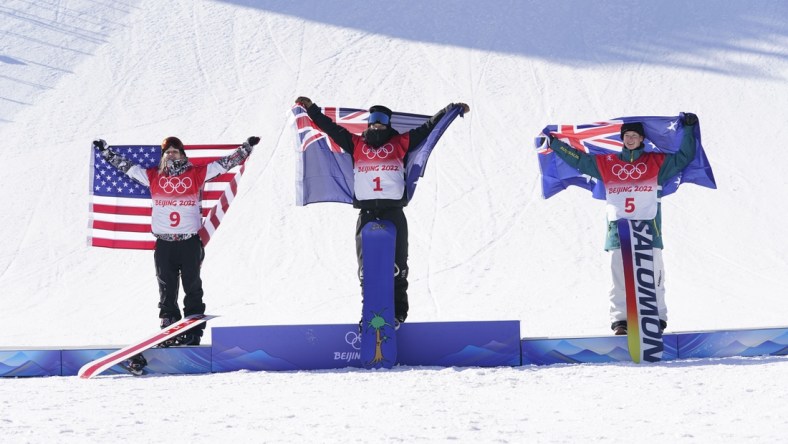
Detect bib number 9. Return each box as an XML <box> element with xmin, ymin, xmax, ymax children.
<box><xmin>170</xmin><ymin>211</ymin><xmax>181</xmax><ymax>227</ymax></box>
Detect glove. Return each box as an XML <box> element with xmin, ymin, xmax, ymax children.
<box><xmin>246</xmin><ymin>136</ymin><xmax>261</xmax><ymax>146</ymax></box>
<box><xmin>682</xmin><ymin>112</ymin><xmax>698</xmax><ymax>126</ymax></box>
<box><xmin>295</xmin><ymin>96</ymin><xmax>313</xmax><ymax>108</ymax></box>
<box><xmin>92</xmin><ymin>139</ymin><xmax>107</xmax><ymax>151</ymax></box>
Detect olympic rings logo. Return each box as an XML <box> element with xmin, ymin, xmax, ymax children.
<box><xmin>158</xmin><ymin>176</ymin><xmax>193</xmax><ymax>194</ymax></box>
<box><xmin>361</xmin><ymin>143</ymin><xmax>394</xmax><ymax>160</ymax></box>
<box><xmin>612</xmin><ymin>163</ymin><xmax>647</xmax><ymax>180</ymax></box>
<box><xmin>345</xmin><ymin>331</ymin><xmax>362</xmax><ymax>350</ymax></box>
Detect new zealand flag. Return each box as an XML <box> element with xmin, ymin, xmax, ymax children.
<box><xmin>291</xmin><ymin>105</ymin><xmax>463</xmax><ymax>206</ymax></box>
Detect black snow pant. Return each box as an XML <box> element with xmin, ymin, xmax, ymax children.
<box><xmin>154</xmin><ymin>236</ymin><xmax>206</xmax><ymax>335</ymax></box>
<box><xmin>355</xmin><ymin>207</ymin><xmax>409</xmax><ymax>321</ymax></box>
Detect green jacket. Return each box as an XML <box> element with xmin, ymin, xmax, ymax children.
<box><xmin>549</xmin><ymin>125</ymin><xmax>697</xmax><ymax>250</ymax></box>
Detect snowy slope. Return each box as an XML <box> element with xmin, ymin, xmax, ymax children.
<box><xmin>2</xmin><ymin>1</ymin><xmax>788</xmax><ymax>442</ymax></box>
<box><xmin>1</xmin><ymin>0</ymin><xmax>787</xmax><ymax>347</ymax></box>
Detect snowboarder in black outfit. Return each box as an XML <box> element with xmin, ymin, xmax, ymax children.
<box><xmin>294</xmin><ymin>97</ymin><xmax>469</xmax><ymax>329</ymax></box>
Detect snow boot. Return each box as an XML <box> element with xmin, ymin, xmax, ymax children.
<box><xmin>176</xmin><ymin>329</ymin><xmax>202</xmax><ymax>346</ymax></box>
<box><xmin>394</xmin><ymin>315</ymin><xmax>405</xmax><ymax>331</ymax></box>
<box><xmin>612</xmin><ymin>320</ymin><xmax>627</xmax><ymax>335</ymax></box>
<box><xmin>125</xmin><ymin>354</ymin><xmax>147</xmax><ymax>376</ymax></box>
<box><xmin>158</xmin><ymin>316</ymin><xmax>180</xmax><ymax>347</ymax></box>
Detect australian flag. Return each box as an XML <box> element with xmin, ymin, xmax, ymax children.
<box><xmin>535</xmin><ymin>114</ymin><xmax>716</xmax><ymax>199</ymax></box>
<box><xmin>290</xmin><ymin>104</ymin><xmax>463</xmax><ymax>206</ymax></box>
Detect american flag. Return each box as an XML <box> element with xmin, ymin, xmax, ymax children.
<box><xmin>535</xmin><ymin>114</ymin><xmax>716</xmax><ymax>200</ymax></box>
<box><xmin>290</xmin><ymin>104</ymin><xmax>463</xmax><ymax>206</ymax></box>
<box><xmin>88</xmin><ymin>144</ymin><xmax>247</xmax><ymax>250</ymax></box>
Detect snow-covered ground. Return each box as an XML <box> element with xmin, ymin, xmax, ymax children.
<box><xmin>1</xmin><ymin>0</ymin><xmax>787</xmax><ymax>442</ymax></box>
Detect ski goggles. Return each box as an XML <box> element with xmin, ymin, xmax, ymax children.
<box><xmin>368</xmin><ymin>111</ymin><xmax>391</xmax><ymax>126</ymax></box>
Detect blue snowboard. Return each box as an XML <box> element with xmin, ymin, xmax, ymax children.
<box><xmin>359</xmin><ymin>220</ymin><xmax>398</xmax><ymax>369</ymax></box>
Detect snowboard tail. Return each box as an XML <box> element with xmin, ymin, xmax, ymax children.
<box><xmin>78</xmin><ymin>314</ymin><xmax>216</xmax><ymax>379</ymax></box>
<box><xmin>617</xmin><ymin>219</ymin><xmax>663</xmax><ymax>363</ymax></box>
<box><xmin>360</xmin><ymin>220</ymin><xmax>398</xmax><ymax>369</ymax></box>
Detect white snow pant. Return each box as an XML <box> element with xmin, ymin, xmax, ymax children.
<box><xmin>608</xmin><ymin>247</ymin><xmax>667</xmax><ymax>324</ymax></box>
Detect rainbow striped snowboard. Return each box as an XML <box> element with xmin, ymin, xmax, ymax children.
<box><xmin>617</xmin><ymin>219</ymin><xmax>664</xmax><ymax>363</ymax></box>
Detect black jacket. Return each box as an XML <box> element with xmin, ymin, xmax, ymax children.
<box><xmin>305</xmin><ymin>103</ymin><xmax>454</xmax><ymax>209</ymax></box>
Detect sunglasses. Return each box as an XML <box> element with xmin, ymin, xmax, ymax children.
<box><xmin>368</xmin><ymin>111</ymin><xmax>390</xmax><ymax>126</ymax></box>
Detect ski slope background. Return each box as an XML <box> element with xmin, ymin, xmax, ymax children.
<box><xmin>1</xmin><ymin>0</ymin><xmax>787</xmax><ymax>442</ymax></box>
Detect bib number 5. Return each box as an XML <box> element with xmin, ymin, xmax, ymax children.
<box><xmin>624</xmin><ymin>198</ymin><xmax>635</xmax><ymax>213</ymax></box>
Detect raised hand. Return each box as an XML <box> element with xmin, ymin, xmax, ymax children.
<box><xmin>246</xmin><ymin>136</ymin><xmax>261</xmax><ymax>146</ymax></box>
<box><xmin>452</xmin><ymin>102</ymin><xmax>470</xmax><ymax>114</ymax></box>
<box><xmin>682</xmin><ymin>112</ymin><xmax>698</xmax><ymax>126</ymax></box>
<box><xmin>295</xmin><ymin>96</ymin><xmax>313</xmax><ymax>108</ymax></box>
<box><xmin>92</xmin><ymin>139</ymin><xmax>108</xmax><ymax>151</ymax></box>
